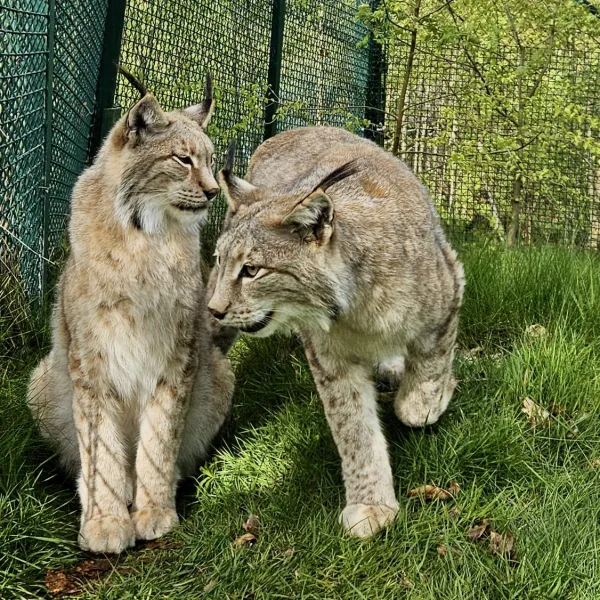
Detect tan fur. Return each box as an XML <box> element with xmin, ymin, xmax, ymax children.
<box><xmin>209</xmin><ymin>126</ymin><xmax>464</xmax><ymax>538</ymax></box>
<box><xmin>27</xmin><ymin>85</ymin><xmax>234</xmax><ymax>554</ymax></box>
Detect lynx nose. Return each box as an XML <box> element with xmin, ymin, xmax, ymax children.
<box><xmin>208</xmin><ymin>306</ymin><xmax>226</xmax><ymax>320</ymax></box>
<box><xmin>205</xmin><ymin>187</ymin><xmax>219</xmax><ymax>201</ymax></box>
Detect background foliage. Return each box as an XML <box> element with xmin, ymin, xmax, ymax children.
<box><xmin>360</xmin><ymin>0</ymin><xmax>600</xmax><ymax>246</ymax></box>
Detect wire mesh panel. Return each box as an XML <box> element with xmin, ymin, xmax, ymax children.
<box><xmin>0</xmin><ymin>0</ymin><xmax>48</xmax><ymax>297</ymax></box>
<box><xmin>48</xmin><ymin>0</ymin><xmax>108</xmax><ymax>261</ymax></box>
<box><xmin>374</xmin><ymin>4</ymin><xmax>600</xmax><ymax>247</ymax></box>
<box><xmin>1</xmin><ymin>0</ymin><xmax>108</xmax><ymax>301</ymax></box>
<box><xmin>115</xmin><ymin>0</ymin><xmax>373</xmax><ymax>248</ymax></box>
<box><xmin>277</xmin><ymin>0</ymin><xmax>370</xmax><ymax>133</ymax></box>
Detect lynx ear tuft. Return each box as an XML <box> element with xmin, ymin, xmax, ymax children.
<box><xmin>185</xmin><ymin>73</ymin><xmax>215</xmax><ymax>130</ymax></box>
<box><xmin>118</xmin><ymin>64</ymin><xmax>148</xmax><ymax>98</ymax></box>
<box><xmin>126</xmin><ymin>95</ymin><xmax>168</xmax><ymax>139</ymax></box>
<box><xmin>282</xmin><ymin>190</ymin><xmax>334</xmax><ymax>245</ymax></box>
<box><xmin>219</xmin><ymin>140</ymin><xmax>257</xmax><ymax>213</ymax></box>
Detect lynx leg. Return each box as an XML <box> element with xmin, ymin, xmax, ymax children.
<box><xmin>70</xmin><ymin>350</ymin><xmax>134</xmax><ymax>554</ymax></box>
<box><xmin>131</xmin><ymin>348</ymin><xmax>200</xmax><ymax>542</ymax></box>
<box><xmin>394</xmin><ymin>342</ymin><xmax>456</xmax><ymax>428</ymax></box>
<box><xmin>303</xmin><ymin>338</ymin><xmax>398</xmax><ymax>538</ymax></box>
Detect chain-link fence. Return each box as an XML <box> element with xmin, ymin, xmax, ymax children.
<box><xmin>3</xmin><ymin>0</ymin><xmax>600</xmax><ymax>307</ymax></box>
<box><xmin>115</xmin><ymin>0</ymin><xmax>371</xmax><ymax>253</ymax></box>
<box><xmin>368</xmin><ymin>2</ymin><xmax>600</xmax><ymax>247</ymax></box>
<box><xmin>1</xmin><ymin>0</ymin><xmax>371</xmax><ymax>301</ymax></box>
<box><xmin>1</xmin><ymin>0</ymin><xmax>108</xmax><ymax>303</ymax></box>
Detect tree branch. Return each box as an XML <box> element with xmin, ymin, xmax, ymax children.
<box><xmin>446</xmin><ymin>3</ymin><xmax>519</xmax><ymax>127</ymax></box>
<box><xmin>528</xmin><ymin>26</ymin><xmax>556</xmax><ymax>99</ymax></box>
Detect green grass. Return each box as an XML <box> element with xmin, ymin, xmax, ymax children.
<box><xmin>3</xmin><ymin>244</ymin><xmax>600</xmax><ymax>599</ymax></box>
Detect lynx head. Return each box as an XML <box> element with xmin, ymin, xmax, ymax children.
<box><xmin>207</xmin><ymin>142</ymin><xmax>358</xmax><ymax>337</ymax></box>
<box><xmin>103</xmin><ymin>73</ymin><xmax>219</xmax><ymax>232</ymax></box>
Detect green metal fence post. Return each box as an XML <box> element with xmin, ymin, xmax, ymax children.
<box><xmin>41</xmin><ymin>0</ymin><xmax>56</xmax><ymax>298</ymax></box>
<box><xmin>364</xmin><ymin>0</ymin><xmax>386</xmax><ymax>145</ymax></box>
<box><xmin>89</xmin><ymin>0</ymin><xmax>128</xmax><ymax>160</ymax></box>
<box><xmin>264</xmin><ymin>0</ymin><xmax>286</xmax><ymax>140</ymax></box>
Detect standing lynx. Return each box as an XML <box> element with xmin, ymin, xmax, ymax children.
<box><xmin>27</xmin><ymin>75</ymin><xmax>234</xmax><ymax>553</ymax></box>
<box><xmin>208</xmin><ymin>127</ymin><xmax>464</xmax><ymax>538</ymax></box>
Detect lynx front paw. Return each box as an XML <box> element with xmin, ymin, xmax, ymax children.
<box><xmin>131</xmin><ymin>507</ymin><xmax>179</xmax><ymax>541</ymax></box>
<box><xmin>340</xmin><ymin>503</ymin><xmax>398</xmax><ymax>538</ymax></box>
<box><xmin>79</xmin><ymin>516</ymin><xmax>135</xmax><ymax>554</ymax></box>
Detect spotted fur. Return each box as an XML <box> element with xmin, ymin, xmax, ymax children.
<box><xmin>209</xmin><ymin>127</ymin><xmax>464</xmax><ymax>538</ymax></box>
<box><xmin>27</xmin><ymin>79</ymin><xmax>234</xmax><ymax>554</ymax></box>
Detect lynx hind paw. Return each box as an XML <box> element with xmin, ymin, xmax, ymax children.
<box><xmin>395</xmin><ymin>377</ymin><xmax>456</xmax><ymax>427</ymax></box>
<box><xmin>79</xmin><ymin>516</ymin><xmax>135</xmax><ymax>554</ymax></box>
<box><xmin>340</xmin><ymin>503</ymin><xmax>398</xmax><ymax>538</ymax></box>
<box><xmin>132</xmin><ymin>506</ymin><xmax>179</xmax><ymax>541</ymax></box>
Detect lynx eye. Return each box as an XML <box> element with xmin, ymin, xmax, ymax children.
<box><xmin>173</xmin><ymin>155</ymin><xmax>193</xmax><ymax>167</ymax></box>
<box><xmin>240</xmin><ymin>264</ymin><xmax>260</xmax><ymax>278</ymax></box>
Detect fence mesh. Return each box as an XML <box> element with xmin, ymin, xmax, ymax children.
<box><xmin>1</xmin><ymin>0</ymin><xmax>107</xmax><ymax>302</ymax></box>
<box><xmin>3</xmin><ymin>0</ymin><xmax>600</xmax><ymax>306</ymax></box>
<box><xmin>115</xmin><ymin>0</ymin><xmax>272</xmax><ymax>253</ymax></box>
<box><xmin>48</xmin><ymin>0</ymin><xmax>108</xmax><ymax>260</ymax></box>
<box><xmin>379</xmin><ymin>18</ymin><xmax>600</xmax><ymax>247</ymax></box>
<box><xmin>277</xmin><ymin>0</ymin><xmax>370</xmax><ymax>133</ymax></box>
<box><xmin>1</xmin><ymin>0</ymin><xmax>48</xmax><ymax>298</ymax></box>
<box><xmin>116</xmin><ymin>0</ymin><xmax>370</xmax><ymax>251</ymax></box>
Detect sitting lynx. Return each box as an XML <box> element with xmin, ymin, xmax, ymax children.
<box><xmin>28</xmin><ymin>75</ymin><xmax>234</xmax><ymax>553</ymax></box>
<box><xmin>208</xmin><ymin>127</ymin><xmax>464</xmax><ymax>537</ymax></box>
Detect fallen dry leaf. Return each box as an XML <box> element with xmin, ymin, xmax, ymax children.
<box><xmin>137</xmin><ymin>538</ymin><xmax>182</xmax><ymax>551</ymax></box>
<box><xmin>525</xmin><ymin>324</ymin><xmax>547</xmax><ymax>339</ymax></box>
<box><xmin>489</xmin><ymin>530</ymin><xmax>515</xmax><ymax>559</ymax></box>
<box><xmin>591</xmin><ymin>458</ymin><xmax>600</xmax><ymax>469</ymax></box>
<box><xmin>398</xmin><ymin>572</ymin><xmax>414</xmax><ymax>589</ymax></box>
<box><xmin>466</xmin><ymin>520</ymin><xmax>517</xmax><ymax>564</ymax></box>
<box><xmin>446</xmin><ymin>481</ymin><xmax>460</xmax><ymax>497</ymax></box>
<box><xmin>73</xmin><ymin>559</ymin><xmax>112</xmax><ymax>579</ymax></box>
<box><xmin>466</xmin><ymin>518</ymin><xmax>489</xmax><ymax>541</ymax></box>
<box><xmin>407</xmin><ymin>484</ymin><xmax>449</xmax><ymax>500</ymax></box>
<box><xmin>233</xmin><ymin>532</ymin><xmax>257</xmax><ymax>547</ymax></box>
<box><xmin>45</xmin><ymin>570</ymin><xmax>81</xmax><ymax>597</ymax></box>
<box><xmin>408</xmin><ymin>481</ymin><xmax>460</xmax><ymax>501</ymax></box>
<box><xmin>243</xmin><ymin>514</ymin><xmax>259</xmax><ymax>536</ymax></box>
<box><xmin>448</xmin><ymin>506</ymin><xmax>461</xmax><ymax>519</ymax></box>
<box><xmin>549</xmin><ymin>404</ymin><xmax>567</xmax><ymax>416</ymax></box>
<box><xmin>45</xmin><ymin>558</ymin><xmax>119</xmax><ymax>597</ymax></box>
<box><xmin>203</xmin><ymin>579</ymin><xmax>217</xmax><ymax>593</ymax></box>
<box><xmin>437</xmin><ymin>544</ymin><xmax>447</xmax><ymax>557</ymax></box>
<box><xmin>522</xmin><ymin>397</ymin><xmax>550</xmax><ymax>427</ymax></box>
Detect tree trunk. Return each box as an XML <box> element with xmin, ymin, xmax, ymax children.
<box><xmin>391</xmin><ymin>0</ymin><xmax>421</xmax><ymax>156</ymax></box>
<box><xmin>507</xmin><ymin>45</ymin><xmax>526</xmax><ymax>247</ymax></box>
<box><xmin>507</xmin><ymin>173</ymin><xmax>523</xmax><ymax>246</ymax></box>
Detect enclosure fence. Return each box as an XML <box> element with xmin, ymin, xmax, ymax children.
<box><xmin>381</xmin><ymin>35</ymin><xmax>600</xmax><ymax>247</ymax></box>
<box><xmin>2</xmin><ymin>0</ymin><xmax>600</xmax><ymax>303</ymax></box>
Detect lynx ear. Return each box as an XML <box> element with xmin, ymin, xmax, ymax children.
<box><xmin>282</xmin><ymin>190</ymin><xmax>334</xmax><ymax>245</ymax></box>
<box><xmin>219</xmin><ymin>140</ymin><xmax>257</xmax><ymax>213</ymax></box>
<box><xmin>126</xmin><ymin>94</ymin><xmax>168</xmax><ymax>138</ymax></box>
<box><xmin>185</xmin><ymin>73</ymin><xmax>215</xmax><ymax>130</ymax></box>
